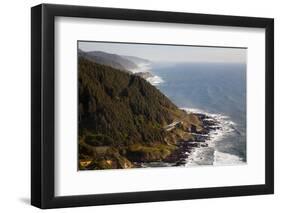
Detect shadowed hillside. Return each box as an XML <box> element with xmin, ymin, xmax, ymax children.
<box><xmin>78</xmin><ymin>49</ymin><xmax>137</xmax><ymax>72</ymax></box>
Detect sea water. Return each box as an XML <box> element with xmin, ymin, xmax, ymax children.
<box><xmin>151</xmin><ymin>62</ymin><xmax>247</xmax><ymax>166</ymax></box>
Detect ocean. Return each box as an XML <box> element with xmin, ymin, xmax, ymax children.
<box><xmin>151</xmin><ymin>62</ymin><xmax>247</xmax><ymax>166</ymax></box>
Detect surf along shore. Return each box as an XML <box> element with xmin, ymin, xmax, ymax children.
<box><xmin>133</xmin><ymin>108</ymin><xmax>233</xmax><ymax>168</ymax></box>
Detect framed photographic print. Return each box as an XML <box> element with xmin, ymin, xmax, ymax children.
<box><xmin>31</xmin><ymin>3</ymin><xmax>274</xmax><ymax>209</ymax></box>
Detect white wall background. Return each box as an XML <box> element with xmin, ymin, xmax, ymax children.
<box><xmin>0</xmin><ymin>0</ymin><xmax>279</xmax><ymax>212</ymax></box>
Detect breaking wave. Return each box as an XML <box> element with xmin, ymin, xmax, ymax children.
<box><xmin>130</xmin><ymin>62</ymin><xmax>164</xmax><ymax>86</ymax></box>
<box><xmin>146</xmin><ymin>75</ymin><xmax>165</xmax><ymax>85</ymax></box>
<box><xmin>182</xmin><ymin>108</ymin><xmax>245</xmax><ymax>166</ymax></box>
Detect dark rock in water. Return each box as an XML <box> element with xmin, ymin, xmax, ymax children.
<box><xmin>207</xmin><ymin>126</ymin><xmax>221</xmax><ymax>132</ymax></box>
<box><xmin>192</xmin><ymin>134</ymin><xmax>209</xmax><ymax>142</ymax></box>
<box><xmin>198</xmin><ymin>129</ymin><xmax>209</xmax><ymax>135</ymax></box>
<box><xmin>188</xmin><ymin>142</ymin><xmax>202</xmax><ymax>148</ymax></box>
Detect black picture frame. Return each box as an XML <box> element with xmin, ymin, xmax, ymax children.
<box><xmin>31</xmin><ymin>3</ymin><xmax>274</xmax><ymax>209</ymax></box>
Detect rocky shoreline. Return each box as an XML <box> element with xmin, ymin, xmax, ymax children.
<box><xmin>136</xmin><ymin>112</ymin><xmax>222</xmax><ymax>168</ymax></box>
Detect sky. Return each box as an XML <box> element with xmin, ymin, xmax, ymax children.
<box><xmin>78</xmin><ymin>41</ymin><xmax>247</xmax><ymax>64</ymax></box>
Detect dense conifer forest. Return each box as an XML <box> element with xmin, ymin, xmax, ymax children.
<box><xmin>78</xmin><ymin>56</ymin><xmax>201</xmax><ymax>170</ymax></box>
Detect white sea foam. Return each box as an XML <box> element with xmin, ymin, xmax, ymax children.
<box><xmin>130</xmin><ymin>62</ymin><xmax>165</xmax><ymax>86</ymax></box>
<box><xmin>182</xmin><ymin>108</ymin><xmax>244</xmax><ymax>166</ymax></box>
<box><xmin>213</xmin><ymin>151</ymin><xmax>245</xmax><ymax>166</ymax></box>
<box><xmin>185</xmin><ymin>147</ymin><xmax>214</xmax><ymax>166</ymax></box>
<box><xmin>146</xmin><ymin>75</ymin><xmax>165</xmax><ymax>85</ymax></box>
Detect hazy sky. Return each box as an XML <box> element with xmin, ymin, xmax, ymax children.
<box><xmin>79</xmin><ymin>41</ymin><xmax>247</xmax><ymax>64</ymax></box>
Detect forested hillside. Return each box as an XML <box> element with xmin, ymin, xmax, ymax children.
<box><xmin>78</xmin><ymin>57</ymin><xmax>201</xmax><ymax>170</ymax></box>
